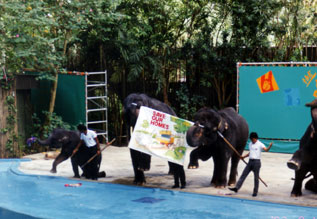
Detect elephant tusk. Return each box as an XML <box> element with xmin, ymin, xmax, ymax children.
<box><xmin>198</xmin><ymin>124</ymin><xmax>204</xmax><ymax>128</ymax></box>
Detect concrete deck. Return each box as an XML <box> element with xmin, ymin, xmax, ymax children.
<box><xmin>20</xmin><ymin>145</ymin><xmax>317</xmax><ymax>207</ymax></box>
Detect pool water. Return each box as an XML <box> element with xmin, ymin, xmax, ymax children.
<box><xmin>1</xmin><ymin>160</ymin><xmax>317</xmax><ymax>219</ymax></box>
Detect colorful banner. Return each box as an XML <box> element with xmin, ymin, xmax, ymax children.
<box><xmin>128</xmin><ymin>106</ymin><xmax>194</xmax><ymax>165</ymax></box>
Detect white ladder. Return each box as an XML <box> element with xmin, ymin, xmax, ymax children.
<box><xmin>85</xmin><ymin>71</ymin><xmax>108</xmax><ymax>142</ymax></box>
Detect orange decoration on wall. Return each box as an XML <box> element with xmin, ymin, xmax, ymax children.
<box><xmin>256</xmin><ymin>70</ymin><xmax>279</xmax><ymax>93</ymax></box>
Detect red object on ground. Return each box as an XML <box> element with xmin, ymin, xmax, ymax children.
<box><xmin>64</xmin><ymin>183</ymin><xmax>82</xmax><ymax>187</ymax></box>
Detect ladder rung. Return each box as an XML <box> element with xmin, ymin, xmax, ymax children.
<box><xmin>87</xmin><ymin>84</ymin><xmax>106</xmax><ymax>87</ymax></box>
<box><xmin>87</xmin><ymin>72</ymin><xmax>106</xmax><ymax>75</ymax></box>
<box><xmin>87</xmin><ymin>96</ymin><xmax>107</xmax><ymax>100</ymax></box>
<box><xmin>87</xmin><ymin>108</ymin><xmax>107</xmax><ymax>112</ymax></box>
<box><xmin>87</xmin><ymin>120</ymin><xmax>107</xmax><ymax>124</ymax></box>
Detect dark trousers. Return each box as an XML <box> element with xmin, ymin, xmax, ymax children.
<box><xmin>236</xmin><ymin>159</ymin><xmax>261</xmax><ymax>194</ymax></box>
<box><xmin>84</xmin><ymin>145</ymin><xmax>99</xmax><ymax>180</ymax></box>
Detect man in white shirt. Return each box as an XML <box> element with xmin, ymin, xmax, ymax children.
<box><xmin>229</xmin><ymin>132</ymin><xmax>272</xmax><ymax>196</ymax></box>
<box><xmin>73</xmin><ymin>124</ymin><xmax>101</xmax><ymax>180</ymax></box>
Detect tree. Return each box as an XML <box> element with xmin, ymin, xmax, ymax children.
<box><xmin>1</xmin><ymin>0</ymin><xmax>90</xmax><ymax>133</ymax></box>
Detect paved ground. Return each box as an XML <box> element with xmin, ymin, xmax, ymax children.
<box><xmin>20</xmin><ymin>145</ymin><xmax>317</xmax><ymax>207</ymax></box>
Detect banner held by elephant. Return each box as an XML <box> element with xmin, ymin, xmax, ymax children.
<box><xmin>128</xmin><ymin>106</ymin><xmax>193</xmax><ymax>166</ymax></box>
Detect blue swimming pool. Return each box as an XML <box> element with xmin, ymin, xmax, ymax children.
<box><xmin>1</xmin><ymin>160</ymin><xmax>317</xmax><ymax>219</ymax></box>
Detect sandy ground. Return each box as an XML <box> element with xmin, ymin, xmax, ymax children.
<box><xmin>19</xmin><ymin>145</ymin><xmax>317</xmax><ymax>207</ymax></box>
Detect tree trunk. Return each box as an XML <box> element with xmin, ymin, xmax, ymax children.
<box><xmin>0</xmin><ymin>84</ymin><xmax>18</xmax><ymax>158</ymax></box>
<box><xmin>48</xmin><ymin>73</ymin><xmax>58</xmax><ymax>114</ymax></box>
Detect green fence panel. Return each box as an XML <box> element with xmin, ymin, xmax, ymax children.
<box><xmin>238</xmin><ymin>64</ymin><xmax>317</xmax><ymax>153</ymax></box>
<box><xmin>31</xmin><ymin>74</ymin><xmax>86</xmax><ymax>127</ymax></box>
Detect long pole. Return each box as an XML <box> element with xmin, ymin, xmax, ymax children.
<box><xmin>80</xmin><ymin>138</ymin><xmax>116</xmax><ymax>169</ymax></box>
<box><xmin>217</xmin><ymin>131</ymin><xmax>269</xmax><ymax>187</ymax></box>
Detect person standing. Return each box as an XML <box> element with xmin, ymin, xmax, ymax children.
<box><xmin>229</xmin><ymin>132</ymin><xmax>272</xmax><ymax>196</ymax></box>
<box><xmin>73</xmin><ymin>124</ymin><xmax>101</xmax><ymax>180</ymax></box>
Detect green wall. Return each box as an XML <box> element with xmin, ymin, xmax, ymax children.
<box><xmin>31</xmin><ymin>74</ymin><xmax>86</xmax><ymax>127</ymax></box>
<box><xmin>238</xmin><ymin>64</ymin><xmax>317</xmax><ymax>153</ymax></box>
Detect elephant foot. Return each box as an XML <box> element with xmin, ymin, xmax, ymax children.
<box><xmin>74</xmin><ymin>175</ymin><xmax>80</xmax><ymax>178</ymax></box>
<box><xmin>133</xmin><ymin>179</ymin><xmax>146</xmax><ymax>186</ymax></box>
<box><xmin>291</xmin><ymin>193</ymin><xmax>302</xmax><ymax>197</ymax></box>
<box><xmin>50</xmin><ymin>169</ymin><xmax>57</xmax><ymax>174</ymax></box>
<box><xmin>188</xmin><ymin>163</ymin><xmax>199</xmax><ymax>169</ymax></box>
<box><xmin>228</xmin><ymin>179</ymin><xmax>236</xmax><ymax>187</ymax></box>
<box><xmin>287</xmin><ymin>160</ymin><xmax>300</xmax><ymax>171</ymax></box>
<box><xmin>211</xmin><ymin>180</ymin><xmax>227</xmax><ymax>188</ymax></box>
<box><xmin>137</xmin><ymin>181</ymin><xmax>145</xmax><ymax>186</ymax></box>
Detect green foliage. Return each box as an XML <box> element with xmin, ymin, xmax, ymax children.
<box><xmin>174</xmin><ymin>84</ymin><xmax>206</xmax><ymax>120</ymax></box>
<box><xmin>3</xmin><ymin>94</ymin><xmax>18</xmax><ymax>157</ymax></box>
<box><xmin>0</xmin><ymin>0</ymin><xmax>316</xmax><ymax>151</ymax></box>
<box><xmin>31</xmin><ymin>111</ymin><xmax>73</xmax><ymax>139</ymax></box>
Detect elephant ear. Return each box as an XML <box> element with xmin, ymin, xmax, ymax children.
<box><xmin>306</xmin><ymin>99</ymin><xmax>317</xmax><ymax>137</ymax></box>
<box><xmin>217</xmin><ymin>117</ymin><xmax>229</xmax><ymax>133</ymax></box>
<box><xmin>311</xmin><ymin>107</ymin><xmax>317</xmax><ymax>132</ymax></box>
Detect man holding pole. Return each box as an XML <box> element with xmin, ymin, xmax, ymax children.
<box><xmin>73</xmin><ymin>124</ymin><xmax>101</xmax><ymax>180</ymax></box>
<box><xmin>229</xmin><ymin>132</ymin><xmax>273</xmax><ymax>197</ymax></box>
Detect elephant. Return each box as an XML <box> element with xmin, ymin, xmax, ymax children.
<box><xmin>186</xmin><ymin>107</ymin><xmax>249</xmax><ymax>188</ymax></box>
<box><xmin>123</xmin><ymin>93</ymin><xmax>177</xmax><ymax>185</ymax></box>
<box><xmin>34</xmin><ymin>128</ymin><xmax>105</xmax><ymax>179</ymax></box>
<box><xmin>287</xmin><ymin>99</ymin><xmax>317</xmax><ymax>196</ymax></box>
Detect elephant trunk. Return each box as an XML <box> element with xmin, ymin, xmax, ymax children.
<box><xmin>37</xmin><ymin>138</ymin><xmax>51</xmax><ymax>146</ymax></box>
<box><xmin>186</xmin><ymin>126</ymin><xmax>201</xmax><ymax>147</ymax></box>
<box><xmin>287</xmin><ymin>150</ymin><xmax>302</xmax><ymax>171</ymax></box>
<box><xmin>287</xmin><ymin>159</ymin><xmax>301</xmax><ymax>171</ymax></box>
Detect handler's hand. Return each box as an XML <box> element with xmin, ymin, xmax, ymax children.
<box><xmin>97</xmin><ymin>150</ymin><xmax>101</xmax><ymax>155</ymax></box>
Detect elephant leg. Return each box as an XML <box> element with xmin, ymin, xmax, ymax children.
<box><xmin>168</xmin><ymin>161</ymin><xmax>173</xmax><ymax>175</ymax></box>
<box><xmin>130</xmin><ymin>149</ymin><xmax>146</xmax><ymax>185</ymax></box>
<box><xmin>71</xmin><ymin>157</ymin><xmax>80</xmax><ymax>178</ymax></box>
<box><xmin>291</xmin><ymin>168</ymin><xmax>308</xmax><ymax>197</ymax></box>
<box><xmin>211</xmin><ymin>156</ymin><xmax>219</xmax><ymax>186</ymax></box>
<box><xmin>50</xmin><ymin>153</ymin><xmax>68</xmax><ymax>173</ymax></box>
<box><xmin>212</xmin><ymin>153</ymin><xmax>229</xmax><ymax>188</ymax></box>
<box><xmin>228</xmin><ymin>153</ymin><xmax>241</xmax><ymax>186</ymax></box>
<box><xmin>188</xmin><ymin>146</ymin><xmax>212</xmax><ymax>169</ymax></box>
<box><xmin>139</xmin><ymin>152</ymin><xmax>151</xmax><ymax>171</ymax></box>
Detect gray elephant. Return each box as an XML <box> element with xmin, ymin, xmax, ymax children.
<box><xmin>186</xmin><ymin>107</ymin><xmax>249</xmax><ymax>187</ymax></box>
<box><xmin>287</xmin><ymin>99</ymin><xmax>317</xmax><ymax>196</ymax></box>
<box><xmin>123</xmin><ymin>93</ymin><xmax>177</xmax><ymax>185</ymax></box>
<box><xmin>34</xmin><ymin>128</ymin><xmax>105</xmax><ymax>179</ymax></box>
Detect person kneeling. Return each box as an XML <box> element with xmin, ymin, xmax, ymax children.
<box><xmin>73</xmin><ymin>124</ymin><xmax>101</xmax><ymax>180</ymax></box>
